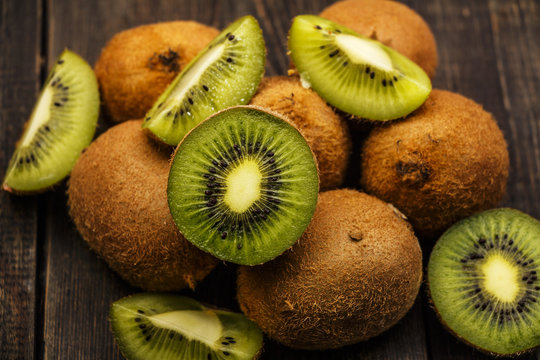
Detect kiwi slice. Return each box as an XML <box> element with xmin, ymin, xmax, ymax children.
<box><xmin>3</xmin><ymin>49</ymin><xmax>99</xmax><ymax>193</ymax></box>
<box><xmin>288</xmin><ymin>15</ymin><xmax>431</xmax><ymax>121</ymax></box>
<box><xmin>428</xmin><ymin>208</ymin><xmax>540</xmax><ymax>356</ymax></box>
<box><xmin>142</xmin><ymin>16</ymin><xmax>266</xmax><ymax>146</ymax></box>
<box><xmin>110</xmin><ymin>293</ymin><xmax>263</xmax><ymax>360</ymax></box>
<box><xmin>167</xmin><ymin>106</ymin><xmax>319</xmax><ymax>265</ymax></box>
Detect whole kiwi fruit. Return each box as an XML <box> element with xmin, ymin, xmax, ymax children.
<box><xmin>360</xmin><ymin>89</ymin><xmax>509</xmax><ymax>239</ymax></box>
<box><xmin>95</xmin><ymin>21</ymin><xmax>219</xmax><ymax>123</ymax></box>
<box><xmin>67</xmin><ymin>120</ymin><xmax>218</xmax><ymax>291</ymax></box>
<box><xmin>250</xmin><ymin>76</ymin><xmax>351</xmax><ymax>190</ymax></box>
<box><xmin>237</xmin><ymin>189</ymin><xmax>423</xmax><ymax>350</ymax></box>
<box><xmin>319</xmin><ymin>0</ymin><xmax>438</xmax><ymax>78</ymax></box>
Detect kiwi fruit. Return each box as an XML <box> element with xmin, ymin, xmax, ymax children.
<box><xmin>142</xmin><ymin>16</ymin><xmax>266</xmax><ymax>146</ymax></box>
<box><xmin>67</xmin><ymin>120</ymin><xmax>218</xmax><ymax>291</ymax></box>
<box><xmin>237</xmin><ymin>189</ymin><xmax>423</xmax><ymax>349</ymax></box>
<box><xmin>428</xmin><ymin>208</ymin><xmax>540</xmax><ymax>356</ymax></box>
<box><xmin>95</xmin><ymin>21</ymin><xmax>219</xmax><ymax>123</ymax></box>
<box><xmin>249</xmin><ymin>76</ymin><xmax>351</xmax><ymax>191</ymax></box>
<box><xmin>110</xmin><ymin>293</ymin><xmax>263</xmax><ymax>360</ymax></box>
<box><xmin>167</xmin><ymin>106</ymin><xmax>319</xmax><ymax>265</ymax></box>
<box><xmin>3</xmin><ymin>49</ymin><xmax>99</xmax><ymax>194</ymax></box>
<box><xmin>319</xmin><ymin>0</ymin><xmax>438</xmax><ymax>78</ymax></box>
<box><xmin>360</xmin><ymin>89</ymin><xmax>509</xmax><ymax>239</ymax></box>
<box><xmin>287</xmin><ymin>15</ymin><xmax>431</xmax><ymax>121</ymax></box>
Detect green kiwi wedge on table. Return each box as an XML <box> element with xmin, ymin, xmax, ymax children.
<box><xmin>428</xmin><ymin>208</ymin><xmax>540</xmax><ymax>356</ymax></box>
<box><xmin>167</xmin><ymin>106</ymin><xmax>319</xmax><ymax>265</ymax></box>
<box><xmin>142</xmin><ymin>15</ymin><xmax>266</xmax><ymax>146</ymax></box>
<box><xmin>288</xmin><ymin>15</ymin><xmax>431</xmax><ymax>121</ymax></box>
<box><xmin>3</xmin><ymin>49</ymin><xmax>99</xmax><ymax>193</ymax></box>
<box><xmin>110</xmin><ymin>293</ymin><xmax>263</xmax><ymax>360</ymax></box>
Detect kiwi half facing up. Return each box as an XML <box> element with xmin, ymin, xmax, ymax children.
<box><xmin>167</xmin><ymin>106</ymin><xmax>319</xmax><ymax>265</ymax></box>
<box><xmin>110</xmin><ymin>293</ymin><xmax>263</xmax><ymax>360</ymax></box>
<box><xmin>428</xmin><ymin>208</ymin><xmax>540</xmax><ymax>356</ymax></box>
<box><xmin>142</xmin><ymin>16</ymin><xmax>266</xmax><ymax>146</ymax></box>
<box><xmin>288</xmin><ymin>15</ymin><xmax>431</xmax><ymax>121</ymax></box>
<box><xmin>3</xmin><ymin>49</ymin><xmax>99</xmax><ymax>193</ymax></box>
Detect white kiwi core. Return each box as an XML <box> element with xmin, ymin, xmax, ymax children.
<box><xmin>149</xmin><ymin>309</ymin><xmax>222</xmax><ymax>344</ymax></box>
<box><xmin>224</xmin><ymin>159</ymin><xmax>262</xmax><ymax>213</ymax></box>
<box><xmin>20</xmin><ymin>86</ymin><xmax>54</xmax><ymax>147</ymax></box>
<box><xmin>170</xmin><ymin>43</ymin><xmax>226</xmax><ymax>106</ymax></box>
<box><xmin>481</xmin><ymin>254</ymin><xmax>519</xmax><ymax>302</ymax></box>
<box><xmin>335</xmin><ymin>34</ymin><xmax>393</xmax><ymax>72</ymax></box>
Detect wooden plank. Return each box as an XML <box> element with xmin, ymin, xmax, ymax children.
<box><xmin>0</xmin><ymin>0</ymin><xmax>41</xmax><ymax>358</ymax></box>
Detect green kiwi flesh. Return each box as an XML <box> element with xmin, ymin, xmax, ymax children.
<box><xmin>288</xmin><ymin>15</ymin><xmax>431</xmax><ymax>121</ymax></box>
<box><xmin>428</xmin><ymin>208</ymin><xmax>540</xmax><ymax>356</ymax></box>
<box><xmin>3</xmin><ymin>49</ymin><xmax>99</xmax><ymax>193</ymax></box>
<box><xmin>142</xmin><ymin>16</ymin><xmax>266</xmax><ymax>145</ymax></box>
<box><xmin>167</xmin><ymin>106</ymin><xmax>319</xmax><ymax>265</ymax></box>
<box><xmin>110</xmin><ymin>293</ymin><xmax>263</xmax><ymax>360</ymax></box>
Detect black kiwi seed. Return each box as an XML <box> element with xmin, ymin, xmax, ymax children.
<box><xmin>370</xmin><ymin>72</ymin><xmax>375</xmax><ymax>79</ymax></box>
<box><xmin>329</xmin><ymin>49</ymin><xmax>339</xmax><ymax>58</ymax></box>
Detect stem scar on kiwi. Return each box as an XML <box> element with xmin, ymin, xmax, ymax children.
<box><xmin>167</xmin><ymin>105</ymin><xmax>319</xmax><ymax>265</ymax></box>
<box><xmin>360</xmin><ymin>89</ymin><xmax>509</xmax><ymax>239</ymax></box>
<box><xmin>428</xmin><ymin>208</ymin><xmax>540</xmax><ymax>356</ymax></box>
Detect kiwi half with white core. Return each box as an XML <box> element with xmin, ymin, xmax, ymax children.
<box><xmin>110</xmin><ymin>293</ymin><xmax>263</xmax><ymax>360</ymax></box>
<box><xmin>142</xmin><ymin>16</ymin><xmax>265</xmax><ymax>146</ymax></box>
<box><xmin>428</xmin><ymin>208</ymin><xmax>540</xmax><ymax>356</ymax></box>
<box><xmin>3</xmin><ymin>49</ymin><xmax>99</xmax><ymax>193</ymax></box>
<box><xmin>168</xmin><ymin>106</ymin><xmax>319</xmax><ymax>265</ymax></box>
<box><xmin>288</xmin><ymin>15</ymin><xmax>431</xmax><ymax>120</ymax></box>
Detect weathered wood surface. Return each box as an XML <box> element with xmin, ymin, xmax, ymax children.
<box><xmin>1</xmin><ymin>0</ymin><xmax>539</xmax><ymax>359</ymax></box>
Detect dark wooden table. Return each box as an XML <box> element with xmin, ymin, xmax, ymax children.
<box><xmin>1</xmin><ymin>0</ymin><xmax>539</xmax><ymax>359</ymax></box>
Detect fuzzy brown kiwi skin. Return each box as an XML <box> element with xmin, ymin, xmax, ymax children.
<box><xmin>94</xmin><ymin>21</ymin><xmax>219</xmax><ymax>123</ymax></box>
<box><xmin>237</xmin><ymin>189</ymin><xmax>422</xmax><ymax>350</ymax></box>
<box><xmin>250</xmin><ymin>76</ymin><xmax>351</xmax><ymax>191</ymax></box>
<box><xmin>319</xmin><ymin>0</ymin><xmax>438</xmax><ymax>78</ymax></box>
<box><xmin>360</xmin><ymin>89</ymin><xmax>509</xmax><ymax>240</ymax></box>
<box><xmin>68</xmin><ymin>120</ymin><xmax>218</xmax><ymax>291</ymax></box>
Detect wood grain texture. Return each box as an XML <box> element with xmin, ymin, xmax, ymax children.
<box><xmin>0</xmin><ymin>0</ymin><xmax>41</xmax><ymax>359</ymax></box>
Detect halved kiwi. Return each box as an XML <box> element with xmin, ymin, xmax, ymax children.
<box><xmin>110</xmin><ymin>293</ymin><xmax>263</xmax><ymax>360</ymax></box>
<box><xmin>3</xmin><ymin>49</ymin><xmax>99</xmax><ymax>193</ymax></box>
<box><xmin>142</xmin><ymin>16</ymin><xmax>266</xmax><ymax>146</ymax></box>
<box><xmin>288</xmin><ymin>15</ymin><xmax>431</xmax><ymax>121</ymax></box>
<box><xmin>428</xmin><ymin>208</ymin><xmax>540</xmax><ymax>356</ymax></box>
<box><xmin>167</xmin><ymin>106</ymin><xmax>319</xmax><ymax>265</ymax></box>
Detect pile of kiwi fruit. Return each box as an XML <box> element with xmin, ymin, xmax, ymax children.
<box><xmin>3</xmin><ymin>0</ymin><xmax>539</xmax><ymax>358</ymax></box>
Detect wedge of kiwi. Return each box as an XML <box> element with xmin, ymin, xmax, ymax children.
<box><xmin>3</xmin><ymin>49</ymin><xmax>99</xmax><ymax>193</ymax></box>
<box><xmin>288</xmin><ymin>15</ymin><xmax>431</xmax><ymax>121</ymax></box>
<box><xmin>167</xmin><ymin>106</ymin><xmax>319</xmax><ymax>265</ymax></box>
<box><xmin>110</xmin><ymin>293</ymin><xmax>263</xmax><ymax>360</ymax></box>
<box><xmin>428</xmin><ymin>208</ymin><xmax>540</xmax><ymax>356</ymax></box>
<box><xmin>142</xmin><ymin>16</ymin><xmax>266</xmax><ymax>146</ymax></box>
